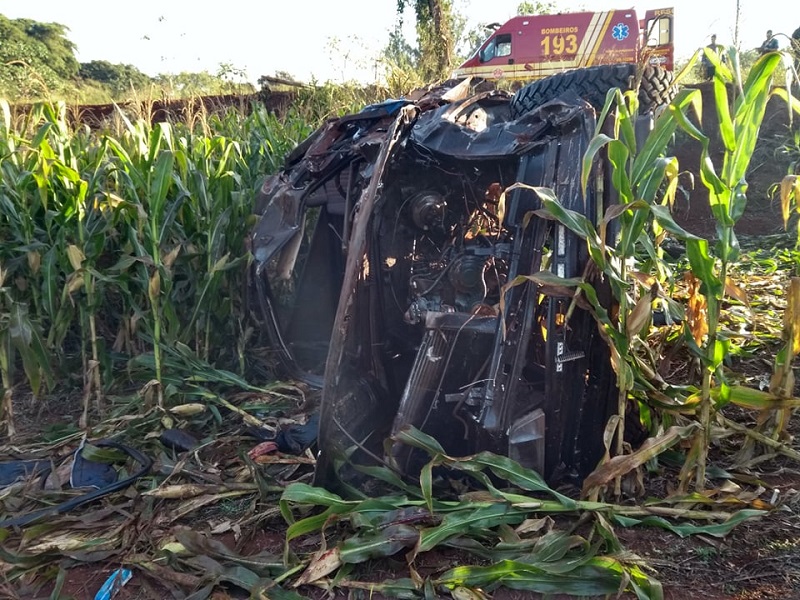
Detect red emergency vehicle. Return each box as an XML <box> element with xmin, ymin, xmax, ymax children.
<box><xmin>453</xmin><ymin>7</ymin><xmax>674</xmax><ymax>81</ymax></box>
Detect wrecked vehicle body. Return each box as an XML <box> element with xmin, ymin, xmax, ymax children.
<box><xmin>250</xmin><ymin>79</ymin><xmax>634</xmax><ymax>491</ymax></box>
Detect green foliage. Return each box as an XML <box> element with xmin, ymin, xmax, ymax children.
<box><xmin>534</xmin><ymin>46</ymin><xmax>800</xmax><ymax>494</ymax></box>
<box><xmin>151</xmin><ymin>70</ymin><xmax>254</xmax><ymax>102</ymax></box>
<box><xmin>380</xmin><ymin>22</ymin><xmax>453</xmax><ymax>94</ymax></box>
<box><xmin>668</xmin><ymin>48</ymin><xmax>800</xmax><ymax>486</ymax></box>
<box><xmin>0</xmin><ymin>97</ymin><xmax>313</xmax><ymax>427</ymax></box>
<box><xmin>79</xmin><ymin>60</ymin><xmax>152</xmax><ymax>96</ymax></box>
<box><xmin>21</xmin><ymin>19</ymin><xmax>78</xmax><ymax>79</ymax></box>
<box><xmin>0</xmin><ymin>14</ymin><xmax>257</xmax><ymax>103</ymax></box>
<box><xmin>775</xmin><ymin>126</ymin><xmax>800</xmax><ymax>176</ymax></box>
<box><xmin>384</xmin><ymin>25</ymin><xmax>420</xmax><ymax>70</ymax></box>
<box><xmin>396</xmin><ymin>0</ymin><xmax>457</xmax><ymax>81</ymax></box>
<box><xmin>292</xmin><ymin>80</ymin><xmax>387</xmax><ymax>122</ymax></box>
<box><xmin>517</xmin><ymin>1</ymin><xmax>557</xmax><ymax>15</ymax></box>
<box><xmin>381</xmin><ymin>24</ymin><xmax>423</xmax><ymax>88</ymax></box>
<box><xmin>0</xmin><ymin>14</ymin><xmax>77</xmax><ymax>97</ymax></box>
<box><xmin>678</xmin><ymin>46</ymin><xmax>793</xmax><ymax>86</ymax></box>
<box><xmin>276</xmin><ymin>426</ymin><xmax>764</xmax><ymax>597</ymax></box>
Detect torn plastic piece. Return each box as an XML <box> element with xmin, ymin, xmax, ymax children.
<box><xmin>276</xmin><ymin>413</ymin><xmax>319</xmax><ymax>454</ymax></box>
<box><xmin>94</xmin><ymin>568</ymin><xmax>132</xmax><ymax>600</ymax></box>
<box><xmin>0</xmin><ymin>441</ymin><xmax>152</xmax><ymax>529</ymax></box>
<box><xmin>160</xmin><ymin>428</ymin><xmax>199</xmax><ymax>452</ymax></box>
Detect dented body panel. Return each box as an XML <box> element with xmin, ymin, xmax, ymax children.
<box><xmin>250</xmin><ymin>81</ymin><xmax>633</xmax><ymax>491</ymax></box>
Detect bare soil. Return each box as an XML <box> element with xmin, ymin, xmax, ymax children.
<box><xmin>15</xmin><ymin>390</ymin><xmax>800</xmax><ymax>599</ymax></box>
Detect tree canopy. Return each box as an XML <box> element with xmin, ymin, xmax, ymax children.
<box><xmin>0</xmin><ymin>15</ymin><xmax>79</xmax><ymax>96</ymax></box>
<box><xmin>396</xmin><ymin>0</ymin><xmax>457</xmax><ymax>81</ymax></box>
<box><xmin>0</xmin><ymin>13</ymin><xmax>257</xmax><ymax>102</ymax></box>
<box><xmin>516</xmin><ymin>1</ymin><xmax>557</xmax><ymax>15</ymax></box>
<box><xmin>78</xmin><ymin>60</ymin><xmax>153</xmax><ymax>95</ymax></box>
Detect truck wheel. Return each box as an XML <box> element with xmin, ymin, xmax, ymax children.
<box><xmin>510</xmin><ymin>64</ymin><xmax>675</xmax><ymax>118</ymax></box>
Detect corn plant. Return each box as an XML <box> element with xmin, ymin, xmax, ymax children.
<box><xmin>665</xmin><ymin>48</ymin><xmax>800</xmax><ymax>488</ymax></box>
<box><xmin>275</xmin><ymin>426</ymin><xmax>763</xmax><ymax>598</ymax></box>
<box><xmin>0</xmin><ymin>95</ymin><xmax>310</xmax><ymax>423</ymax></box>
<box><xmin>293</xmin><ymin>80</ymin><xmax>384</xmax><ymax>123</ymax></box>
<box><xmin>777</xmin><ymin>121</ymin><xmax>800</xmax><ymax>250</ymax></box>
<box><xmin>532</xmin><ymin>47</ymin><xmax>800</xmax><ymax>493</ymax></box>
<box><xmin>0</xmin><ymin>101</ymin><xmax>58</xmax><ymax>437</ymax></box>
<box><xmin>3</xmin><ymin>102</ymin><xmax>114</xmax><ymax>426</ymax></box>
<box><xmin>517</xmin><ymin>83</ymin><xmax>702</xmax><ymax>497</ymax></box>
<box><xmin>51</xmin><ymin>110</ymin><xmax>113</xmax><ymax>424</ymax></box>
<box><xmin>0</xmin><ymin>264</ymin><xmax>52</xmax><ymax>439</ymax></box>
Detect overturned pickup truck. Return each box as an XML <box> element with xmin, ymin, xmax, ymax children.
<box><xmin>250</xmin><ymin>73</ymin><xmax>662</xmax><ymax>491</ymax></box>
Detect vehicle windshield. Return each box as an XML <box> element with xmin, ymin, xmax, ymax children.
<box><xmin>646</xmin><ymin>15</ymin><xmax>672</xmax><ymax>45</ymax></box>
<box><xmin>460</xmin><ymin>24</ymin><xmax>500</xmax><ymax>63</ymax></box>
<box><xmin>479</xmin><ymin>33</ymin><xmax>512</xmax><ymax>63</ymax></box>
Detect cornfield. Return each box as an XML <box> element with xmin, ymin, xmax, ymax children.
<box><xmin>0</xmin><ymin>98</ymin><xmax>312</xmax><ymax>433</ymax></box>
<box><xmin>3</xmin><ymin>49</ymin><xmax>800</xmax><ymax>599</ymax></box>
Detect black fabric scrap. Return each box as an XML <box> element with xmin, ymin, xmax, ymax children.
<box><xmin>245</xmin><ymin>413</ymin><xmax>320</xmax><ymax>455</ymax></box>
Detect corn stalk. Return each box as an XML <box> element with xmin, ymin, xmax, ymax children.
<box><xmin>531</xmin><ymin>83</ymin><xmax>698</xmax><ymax>496</ymax></box>
<box><xmin>0</xmin><ymin>264</ymin><xmax>53</xmax><ymax>439</ymax></box>
<box><xmin>673</xmin><ymin>47</ymin><xmax>798</xmax><ymax>489</ymax></box>
<box><xmin>0</xmin><ymin>95</ymin><xmax>314</xmax><ymax>415</ymax></box>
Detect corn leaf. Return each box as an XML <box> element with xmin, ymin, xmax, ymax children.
<box><xmin>613</xmin><ymin>509</ymin><xmax>766</xmax><ymax>538</ymax></box>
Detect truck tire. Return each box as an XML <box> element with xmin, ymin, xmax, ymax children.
<box><xmin>510</xmin><ymin>64</ymin><xmax>675</xmax><ymax>118</ymax></box>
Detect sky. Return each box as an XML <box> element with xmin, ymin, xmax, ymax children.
<box><xmin>0</xmin><ymin>0</ymin><xmax>790</xmax><ymax>85</ymax></box>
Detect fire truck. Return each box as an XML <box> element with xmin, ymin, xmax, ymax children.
<box><xmin>455</xmin><ymin>7</ymin><xmax>673</xmax><ymax>80</ymax></box>
<box><xmin>454</xmin><ymin>7</ymin><xmax>675</xmax><ymax>116</ymax></box>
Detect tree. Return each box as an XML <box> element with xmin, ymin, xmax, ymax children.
<box><xmin>384</xmin><ymin>25</ymin><xmax>421</xmax><ymax>71</ymax></box>
<box><xmin>396</xmin><ymin>0</ymin><xmax>457</xmax><ymax>81</ymax></box>
<box><xmin>456</xmin><ymin>21</ymin><xmax>491</xmax><ymax>62</ymax></box>
<box><xmin>154</xmin><ymin>71</ymin><xmax>233</xmax><ymax>98</ymax></box>
<box><xmin>79</xmin><ymin>60</ymin><xmax>152</xmax><ymax>95</ymax></box>
<box><xmin>0</xmin><ymin>15</ymin><xmax>72</xmax><ymax>96</ymax></box>
<box><xmin>516</xmin><ymin>1</ymin><xmax>557</xmax><ymax>15</ymax></box>
<box><xmin>21</xmin><ymin>20</ymin><xmax>79</xmax><ymax>79</ymax></box>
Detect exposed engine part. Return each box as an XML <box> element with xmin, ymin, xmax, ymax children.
<box><xmin>390</xmin><ymin>311</ymin><xmax>497</xmax><ymax>474</ymax></box>
<box><xmin>404</xmin><ymin>248</ymin><xmax>493</xmax><ymax>324</ymax></box>
<box><xmin>448</xmin><ymin>254</ymin><xmax>486</xmax><ymax>294</ymax></box>
<box><xmin>404</xmin><ymin>296</ymin><xmax>453</xmax><ymax>324</ymax></box>
<box><xmin>409</xmin><ymin>191</ymin><xmax>447</xmax><ymax>231</ymax></box>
